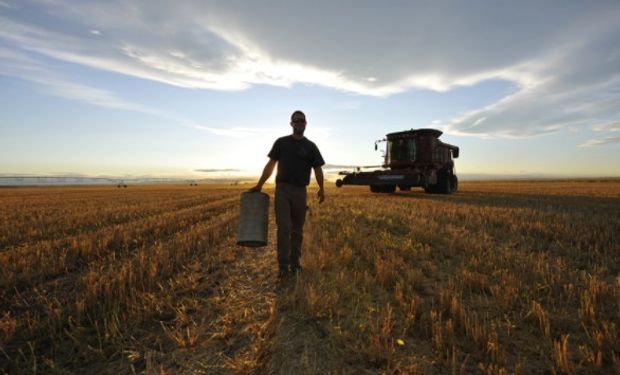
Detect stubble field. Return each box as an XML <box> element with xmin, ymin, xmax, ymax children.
<box><xmin>0</xmin><ymin>180</ymin><xmax>619</xmax><ymax>374</ymax></box>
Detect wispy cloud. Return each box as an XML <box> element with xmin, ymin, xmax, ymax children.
<box><xmin>323</xmin><ymin>163</ymin><xmax>381</xmax><ymax>170</ymax></box>
<box><xmin>194</xmin><ymin>168</ymin><xmax>242</xmax><ymax>173</ymax></box>
<box><xmin>0</xmin><ymin>55</ymin><xmax>283</xmax><ymax>145</ymax></box>
<box><xmin>1</xmin><ymin>0</ymin><xmax>619</xmax><ymax>139</ymax></box>
<box><xmin>578</xmin><ymin>136</ymin><xmax>620</xmax><ymax>147</ymax></box>
<box><xmin>188</xmin><ymin>124</ymin><xmax>282</xmax><ymax>138</ymax></box>
<box><xmin>333</xmin><ymin>100</ymin><xmax>362</xmax><ymax>110</ymax></box>
<box><xmin>592</xmin><ymin>121</ymin><xmax>620</xmax><ymax>132</ymax></box>
<box><xmin>0</xmin><ymin>46</ymin><xmax>166</xmax><ymax>116</ymax></box>
<box><xmin>0</xmin><ymin>46</ymin><xmax>286</xmax><ymax>139</ymax></box>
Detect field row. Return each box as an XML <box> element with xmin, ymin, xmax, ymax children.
<box><xmin>0</xmin><ymin>187</ymin><xmax>236</xmax><ymax>250</ymax></box>
<box><xmin>0</xmin><ymin>197</ymin><xmax>239</xmax><ymax>289</ymax></box>
<box><xmin>1</xmin><ymin>186</ymin><xmax>244</xmax><ymax>373</ymax></box>
<box><xmin>1</xmin><ymin>181</ymin><xmax>619</xmax><ymax>374</ymax></box>
<box><xmin>289</xmin><ymin>181</ymin><xmax>620</xmax><ymax>373</ymax></box>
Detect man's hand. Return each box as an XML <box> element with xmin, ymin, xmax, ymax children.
<box><xmin>317</xmin><ymin>188</ymin><xmax>325</xmax><ymax>204</ymax></box>
<box><xmin>313</xmin><ymin>166</ymin><xmax>325</xmax><ymax>204</ymax></box>
<box><xmin>251</xmin><ymin>159</ymin><xmax>276</xmax><ymax>193</ymax></box>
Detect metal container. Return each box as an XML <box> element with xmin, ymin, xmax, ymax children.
<box><xmin>237</xmin><ymin>191</ymin><xmax>269</xmax><ymax>247</ymax></box>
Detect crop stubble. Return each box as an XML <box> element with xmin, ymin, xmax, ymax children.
<box><xmin>0</xmin><ymin>181</ymin><xmax>619</xmax><ymax>374</ymax></box>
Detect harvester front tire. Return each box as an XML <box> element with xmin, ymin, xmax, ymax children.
<box><xmin>437</xmin><ymin>170</ymin><xmax>451</xmax><ymax>194</ymax></box>
<box><xmin>382</xmin><ymin>185</ymin><xmax>396</xmax><ymax>193</ymax></box>
<box><xmin>370</xmin><ymin>185</ymin><xmax>396</xmax><ymax>193</ymax></box>
<box><xmin>449</xmin><ymin>175</ymin><xmax>458</xmax><ymax>193</ymax></box>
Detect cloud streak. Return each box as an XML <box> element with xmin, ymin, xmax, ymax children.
<box><xmin>323</xmin><ymin>164</ymin><xmax>382</xmax><ymax>170</ymax></box>
<box><xmin>0</xmin><ymin>47</ymin><xmax>284</xmax><ymax>139</ymax></box>
<box><xmin>578</xmin><ymin>136</ymin><xmax>620</xmax><ymax>148</ymax></box>
<box><xmin>592</xmin><ymin>121</ymin><xmax>620</xmax><ymax>132</ymax></box>
<box><xmin>188</xmin><ymin>124</ymin><xmax>281</xmax><ymax>138</ymax></box>
<box><xmin>0</xmin><ymin>46</ymin><xmax>167</xmax><ymax>116</ymax></box>
<box><xmin>194</xmin><ymin>168</ymin><xmax>242</xmax><ymax>173</ymax></box>
<box><xmin>1</xmin><ymin>0</ymin><xmax>619</xmax><ymax>139</ymax></box>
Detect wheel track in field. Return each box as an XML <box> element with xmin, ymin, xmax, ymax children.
<box><xmin>0</xmin><ymin>192</ymin><xmax>233</xmax><ymax>251</ymax></box>
<box><xmin>0</xmin><ymin>189</ymin><xmax>200</xmax><ymax>247</ymax></box>
<box><xmin>123</xmin><ymin>239</ymin><xmax>276</xmax><ymax>374</ymax></box>
<box><xmin>0</xmin><ymin>194</ymin><xmax>206</xmax><ymax>250</ymax></box>
<box><xmin>0</xmin><ymin>195</ymin><xmax>239</xmax><ymax>292</ymax></box>
<box><xmin>143</xmin><ymin>202</ymin><xmax>331</xmax><ymax>374</ymax></box>
<box><xmin>0</xmin><ymin>208</ymin><xmax>242</xmax><ymax>374</ymax></box>
<box><xmin>0</xmin><ymin>191</ymin><xmax>238</xmax><ymax>252</ymax></box>
<box><xmin>0</xmin><ymin>205</ymin><xmax>238</xmax><ymax>313</ymax></box>
<box><xmin>125</xmin><ymin>204</ymin><xmax>282</xmax><ymax>374</ymax></box>
<box><xmin>2</xmin><ymin>190</ymin><xmax>328</xmax><ymax>374</ymax></box>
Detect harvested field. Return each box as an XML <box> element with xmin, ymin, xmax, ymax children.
<box><xmin>1</xmin><ymin>181</ymin><xmax>619</xmax><ymax>374</ymax></box>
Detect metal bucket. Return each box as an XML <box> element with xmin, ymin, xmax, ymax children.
<box><xmin>237</xmin><ymin>191</ymin><xmax>269</xmax><ymax>247</ymax></box>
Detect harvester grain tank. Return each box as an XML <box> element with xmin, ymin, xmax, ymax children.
<box><xmin>335</xmin><ymin>128</ymin><xmax>459</xmax><ymax>194</ymax></box>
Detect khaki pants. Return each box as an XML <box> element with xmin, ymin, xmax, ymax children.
<box><xmin>275</xmin><ymin>183</ymin><xmax>307</xmax><ymax>268</ymax></box>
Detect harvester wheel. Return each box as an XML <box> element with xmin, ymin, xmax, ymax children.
<box><xmin>425</xmin><ymin>169</ymin><xmax>453</xmax><ymax>194</ymax></box>
<box><xmin>449</xmin><ymin>175</ymin><xmax>458</xmax><ymax>193</ymax></box>
<box><xmin>382</xmin><ymin>185</ymin><xmax>396</xmax><ymax>193</ymax></box>
<box><xmin>370</xmin><ymin>185</ymin><xmax>396</xmax><ymax>193</ymax></box>
<box><xmin>336</xmin><ymin>179</ymin><xmax>344</xmax><ymax>188</ymax></box>
<box><xmin>438</xmin><ymin>169</ymin><xmax>451</xmax><ymax>194</ymax></box>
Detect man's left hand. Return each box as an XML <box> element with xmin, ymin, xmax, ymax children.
<box><xmin>317</xmin><ymin>188</ymin><xmax>325</xmax><ymax>204</ymax></box>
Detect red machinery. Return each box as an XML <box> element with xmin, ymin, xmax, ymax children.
<box><xmin>335</xmin><ymin>128</ymin><xmax>459</xmax><ymax>194</ymax></box>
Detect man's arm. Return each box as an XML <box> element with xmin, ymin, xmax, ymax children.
<box><xmin>314</xmin><ymin>166</ymin><xmax>325</xmax><ymax>203</ymax></box>
<box><xmin>250</xmin><ymin>159</ymin><xmax>277</xmax><ymax>191</ymax></box>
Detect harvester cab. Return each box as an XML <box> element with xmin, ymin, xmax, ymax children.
<box><xmin>336</xmin><ymin>128</ymin><xmax>459</xmax><ymax>194</ymax></box>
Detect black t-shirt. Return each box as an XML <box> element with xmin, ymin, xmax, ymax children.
<box><xmin>268</xmin><ymin>135</ymin><xmax>325</xmax><ymax>187</ymax></box>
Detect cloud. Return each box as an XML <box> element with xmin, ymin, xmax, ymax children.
<box><xmin>323</xmin><ymin>163</ymin><xmax>382</xmax><ymax>170</ymax></box>
<box><xmin>444</xmin><ymin>37</ymin><xmax>620</xmax><ymax>137</ymax></box>
<box><xmin>1</xmin><ymin>1</ymin><xmax>619</xmax><ymax>138</ymax></box>
<box><xmin>188</xmin><ymin>124</ymin><xmax>284</xmax><ymax>138</ymax></box>
<box><xmin>333</xmin><ymin>100</ymin><xmax>362</xmax><ymax>110</ymax></box>
<box><xmin>194</xmin><ymin>168</ymin><xmax>242</xmax><ymax>173</ymax></box>
<box><xmin>0</xmin><ymin>46</ymin><xmax>167</xmax><ymax>116</ymax></box>
<box><xmin>592</xmin><ymin>121</ymin><xmax>620</xmax><ymax>132</ymax></box>
<box><xmin>578</xmin><ymin>136</ymin><xmax>620</xmax><ymax>147</ymax></box>
<box><xmin>0</xmin><ymin>47</ymin><xmax>284</xmax><ymax>138</ymax></box>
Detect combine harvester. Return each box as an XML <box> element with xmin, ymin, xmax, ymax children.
<box><xmin>335</xmin><ymin>128</ymin><xmax>459</xmax><ymax>194</ymax></box>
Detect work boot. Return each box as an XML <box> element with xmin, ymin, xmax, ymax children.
<box><xmin>290</xmin><ymin>264</ymin><xmax>302</xmax><ymax>275</ymax></box>
<box><xmin>278</xmin><ymin>265</ymin><xmax>290</xmax><ymax>279</ymax></box>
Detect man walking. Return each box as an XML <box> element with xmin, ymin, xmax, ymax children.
<box><xmin>250</xmin><ymin>110</ymin><xmax>325</xmax><ymax>278</ymax></box>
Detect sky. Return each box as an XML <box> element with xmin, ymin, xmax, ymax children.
<box><xmin>1</xmin><ymin>0</ymin><xmax>619</xmax><ymax>180</ymax></box>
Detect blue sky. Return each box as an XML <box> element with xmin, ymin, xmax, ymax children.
<box><xmin>1</xmin><ymin>0</ymin><xmax>619</xmax><ymax>179</ymax></box>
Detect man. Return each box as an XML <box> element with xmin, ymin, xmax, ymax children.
<box><xmin>250</xmin><ymin>110</ymin><xmax>325</xmax><ymax>278</ymax></box>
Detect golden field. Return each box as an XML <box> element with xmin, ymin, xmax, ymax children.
<box><xmin>0</xmin><ymin>180</ymin><xmax>618</xmax><ymax>374</ymax></box>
